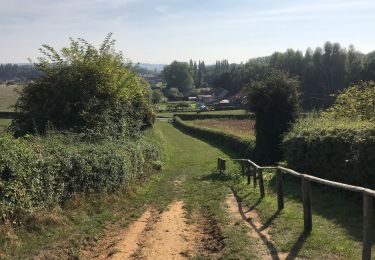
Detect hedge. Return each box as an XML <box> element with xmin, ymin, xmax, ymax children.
<box><xmin>0</xmin><ymin>130</ymin><xmax>163</xmax><ymax>223</ymax></box>
<box><xmin>174</xmin><ymin>113</ymin><xmax>254</xmax><ymax>121</ymax></box>
<box><xmin>0</xmin><ymin>111</ymin><xmax>17</xmax><ymax>119</ymax></box>
<box><xmin>283</xmin><ymin>117</ymin><xmax>375</xmax><ymax>188</ymax></box>
<box><xmin>173</xmin><ymin>116</ymin><xmax>255</xmax><ymax>157</ymax></box>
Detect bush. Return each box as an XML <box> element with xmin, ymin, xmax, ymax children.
<box><xmin>152</xmin><ymin>89</ymin><xmax>166</xmax><ymax>104</ymax></box>
<box><xmin>11</xmin><ymin>34</ymin><xmax>154</xmax><ymax>137</ymax></box>
<box><xmin>165</xmin><ymin>88</ymin><xmax>183</xmax><ymax>101</ymax></box>
<box><xmin>246</xmin><ymin>70</ymin><xmax>300</xmax><ymax>164</ymax></box>
<box><xmin>283</xmin><ymin>117</ymin><xmax>375</xmax><ymax>188</ymax></box>
<box><xmin>173</xmin><ymin>116</ymin><xmax>255</xmax><ymax>157</ymax></box>
<box><xmin>0</xmin><ymin>131</ymin><xmax>163</xmax><ymax>223</ymax></box>
<box><xmin>323</xmin><ymin>81</ymin><xmax>375</xmax><ymax>121</ymax></box>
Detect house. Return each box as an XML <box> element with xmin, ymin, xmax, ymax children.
<box><xmin>213</xmin><ymin>87</ymin><xmax>228</xmax><ymax>101</ymax></box>
<box><xmin>227</xmin><ymin>89</ymin><xmax>247</xmax><ymax>106</ymax></box>
<box><xmin>197</xmin><ymin>94</ymin><xmax>214</xmax><ymax>103</ymax></box>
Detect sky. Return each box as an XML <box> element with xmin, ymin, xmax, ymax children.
<box><xmin>1</xmin><ymin>0</ymin><xmax>375</xmax><ymax>64</ymax></box>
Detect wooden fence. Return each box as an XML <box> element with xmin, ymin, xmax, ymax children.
<box><xmin>217</xmin><ymin>157</ymin><xmax>375</xmax><ymax>260</ymax></box>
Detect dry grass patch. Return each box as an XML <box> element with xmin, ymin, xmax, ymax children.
<box><xmin>0</xmin><ymin>84</ymin><xmax>22</xmax><ymax>111</ymax></box>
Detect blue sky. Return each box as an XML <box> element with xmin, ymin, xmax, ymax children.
<box><xmin>1</xmin><ymin>0</ymin><xmax>374</xmax><ymax>64</ymax></box>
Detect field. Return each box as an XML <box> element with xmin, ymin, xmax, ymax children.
<box><xmin>0</xmin><ymin>84</ymin><xmax>22</xmax><ymax>111</ymax></box>
<box><xmin>0</xmin><ymin>85</ymin><xmax>20</xmax><ymax>131</ymax></box>
<box><xmin>187</xmin><ymin>118</ymin><xmax>255</xmax><ymax>138</ymax></box>
<box><xmin>157</xmin><ymin>109</ymin><xmax>247</xmax><ymax>118</ymax></box>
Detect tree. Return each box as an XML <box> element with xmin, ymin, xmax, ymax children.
<box><xmin>165</xmin><ymin>87</ymin><xmax>183</xmax><ymax>101</ymax></box>
<box><xmin>162</xmin><ymin>61</ymin><xmax>194</xmax><ymax>94</ymax></box>
<box><xmin>196</xmin><ymin>61</ymin><xmax>206</xmax><ymax>87</ymax></box>
<box><xmin>246</xmin><ymin>70</ymin><xmax>300</xmax><ymax>164</ymax></box>
<box><xmin>11</xmin><ymin>34</ymin><xmax>153</xmax><ymax>137</ymax></box>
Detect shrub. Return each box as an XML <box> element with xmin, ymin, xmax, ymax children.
<box><xmin>152</xmin><ymin>89</ymin><xmax>166</xmax><ymax>104</ymax></box>
<box><xmin>246</xmin><ymin>70</ymin><xmax>300</xmax><ymax>164</ymax></box>
<box><xmin>0</xmin><ymin>131</ymin><xmax>163</xmax><ymax>223</ymax></box>
<box><xmin>323</xmin><ymin>81</ymin><xmax>375</xmax><ymax>121</ymax></box>
<box><xmin>283</xmin><ymin>117</ymin><xmax>375</xmax><ymax>187</ymax></box>
<box><xmin>173</xmin><ymin>116</ymin><xmax>255</xmax><ymax>157</ymax></box>
<box><xmin>11</xmin><ymin>34</ymin><xmax>154</xmax><ymax>137</ymax></box>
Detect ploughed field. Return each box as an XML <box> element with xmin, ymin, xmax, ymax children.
<box><xmin>156</xmin><ymin>109</ymin><xmax>247</xmax><ymax>118</ymax></box>
<box><xmin>186</xmin><ymin>118</ymin><xmax>255</xmax><ymax>138</ymax></box>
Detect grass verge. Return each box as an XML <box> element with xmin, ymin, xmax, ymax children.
<box><xmin>220</xmin><ymin>164</ymin><xmax>375</xmax><ymax>259</ymax></box>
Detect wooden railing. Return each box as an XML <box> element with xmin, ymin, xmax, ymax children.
<box><xmin>217</xmin><ymin>157</ymin><xmax>374</xmax><ymax>260</ymax></box>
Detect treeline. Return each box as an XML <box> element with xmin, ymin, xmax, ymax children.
<box><xmin>211</xmin><ymin>42</ymin><xmax>375</xmax><ymax>109</ymax></box>
<box><xmin>0</xmin><ymin>64</ymin><xmax>42</xmax><ymax>81</ymax></box>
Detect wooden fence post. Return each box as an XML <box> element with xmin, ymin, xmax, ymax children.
<box><xmin>362</xmin><ymin>192</ymin><xmax>373</xmax><ymax>260</ymax></box>
<box><xmin>247</xmin><ymin>162</ymin><xmax>251</xmax><ymax>185</ymax></box>
<box><xmin>220</xmin><ymin>159</ymin><xmax>226</xmax><ymax>174</ymax></box>
<box><xmin>276</xmin><ymin>168</ymin><xmax>284</xmax><ymax>210</ymax></box>
<box><xmin>217</xmin><ymin>157</ymin><xmax>221</xmax><ymax>171</ymax></box>
<box><xmin>253</xmin><ymin>167</ymin><xmax>257</xmax><ymax>190</ymax></box>
<box><xmin>241</xmin><ymin>160</ymin><xmax>245</xmax><ymax>176</ymax></box>
<box><xmin>301</xmin><ymin>177</ymin><xmax>312</xmax><ymax>233</ymax></box>
<box><xmin>258</xmin><ymin>168</ymin><xmax>265</xmax><ymax>198</ymax></box>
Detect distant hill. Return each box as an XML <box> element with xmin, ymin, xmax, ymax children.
<box><xmin>138</xmin><ymin>63</ymin><xmax>165</xmax><ymax>72</ymax></box>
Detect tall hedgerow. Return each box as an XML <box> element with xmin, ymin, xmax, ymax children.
<box><xmin>11</xmin><ymin>34</ymin><xmax>154</xmax><ymax>137</ymax></box>
<box><xmin>246</xmin><ymin>70</ymin><xmax>300</xmax><ymax>164</ymax></box>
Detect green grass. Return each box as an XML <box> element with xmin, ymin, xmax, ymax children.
<box><xmin>221</xmin><ymin>165</ymin><xmax>374</xmax><ymax>259</ymax></box>
<box><xmin>157</xmin><ymin>121</ymin><xmax>259</xmax><ymax>259</ymax></box>
<box><xmin>157</xmin><ymin>109</ymin><xmax>247</xmax><ymax>118</ymax></box>
<box><xmin>0</xmin><ymin>84</ymin><xmax>22</xmax><ymax>112</ymax></box>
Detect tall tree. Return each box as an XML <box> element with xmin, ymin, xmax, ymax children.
<box><xmin>196</xmin><ymin>61</ymin><xmax>206</xmax><ymax>87</ymax></box>
<box><xmin>162</xmin><ymin>61</ymin><xmax>194</xmax><ymax>94</ymax></box>
<box><xmin>246</xmin><ymin>70</ymin><xmax>300</xmax><ymax>164</ymax></box>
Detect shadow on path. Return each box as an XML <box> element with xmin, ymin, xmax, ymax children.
<box><xmin>230</xmin><ymin>187</ymin><xmax>308</xmax><ymax>260</ymax></box>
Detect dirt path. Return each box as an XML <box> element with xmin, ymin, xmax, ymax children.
<box><xmin>109</xmin><ymin>209</ymin><xmax>153</xmax><ymax>259</ymax></box>
<box><xmin>83</xmin><ymin>201</ymin><xmax>201</xmax><ymax>259</ymax></box>
<box><xmin>226</xmin><ymin>193</ymin><xmax>291</xmax><ymax>260</ymax></box>
<box><xmin>140</xmin><ymin>201</ymin><xmax>199</xmax><ymax>259</ymax></box>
